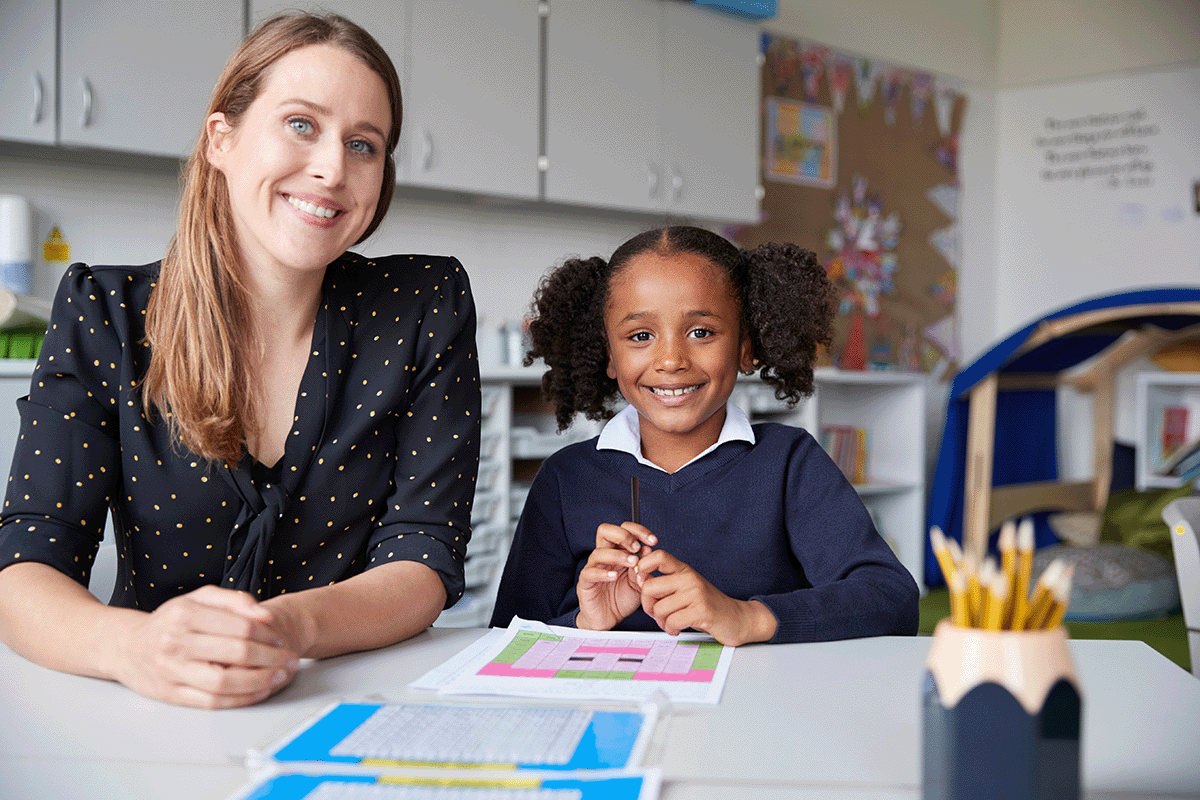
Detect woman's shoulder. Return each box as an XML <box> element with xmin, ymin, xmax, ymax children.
<box><xmin>330</xmin><ymin>251</ymin><xmax>469</xmax><ymax>294</ymax></box>
<box><xmin>51</xmin><ymin>261</ymin><xmax>159</xmax><ymax>322</ymax></box>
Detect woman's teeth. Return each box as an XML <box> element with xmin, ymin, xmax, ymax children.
<box><xmin>287</xmin><ymin>196</ymin><xmax>338</xmax><ymax>218</ymax></box>
<box><xmin>651</xmin><ymin>385</ymin><xmax>699</xmax><ymax>397</ymax></box>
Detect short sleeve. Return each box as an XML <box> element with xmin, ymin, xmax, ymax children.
<box><xmin>0</xmin><ymin>264</ymin><xmax>124</xmax><ymax>586</ymax></box>
<box><xmin>366</xmin><ymin>257</ymin><xmax>481</xmax><ymax>607</ymax></box>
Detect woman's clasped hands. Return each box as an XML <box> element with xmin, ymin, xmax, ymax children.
<box><xmin>575</xmin><ymin>522</ymin><xmax>777</xmax><ymax>646</ymax></box>
<box><xmin>114</xmin><ymin>585</ymin><xmax>301</xmax><ymax>709</ymax></box>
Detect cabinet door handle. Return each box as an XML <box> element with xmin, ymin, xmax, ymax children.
<box><xmin>32</xmin><ymin>73</ymin><xmax>45</xmax><ymax>124</ymax></box>
<box><xmin>647</xmin><ymin>163</ymin><xmax>660</xmax><ymax>199</ymax></box>
<box><xmin>80</xmin><ymin>77</ymin><xmax>94</xmax><ymax>128</ymax></box>
<box><xmin>421</xmin><ymin>130</ymin><xmax>433</xmax><ymax>172</ymax></box>
<box><xmin>670</xmin><ymin>167</ymin><xmax>683</xmax><ymax>203</ymax></box>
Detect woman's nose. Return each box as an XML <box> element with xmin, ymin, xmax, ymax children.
<box><xmin>309</xmin><ymin>140</ymin><xmax>346</xmax><ymax>186</ymax></box>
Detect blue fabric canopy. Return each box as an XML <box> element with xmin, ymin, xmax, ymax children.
<box><xmin>926</xmin><ymin>287</ymin><xmax>1200</xmax><ymax>586</ymax></box>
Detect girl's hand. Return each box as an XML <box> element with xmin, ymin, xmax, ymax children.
<box><xmin>636</xmin><ymin>549</ymin><xmax>778</xmax><ymax>646</ymax></box>
<box><xmin>111</xmin><ymin>585</ymin><xmax>300</xmax><ymax>708</ymax></box>
<box><xmin>575</xmin><ymin>522</ymin><xmax>657</xmax><ymax>631</ymax></box>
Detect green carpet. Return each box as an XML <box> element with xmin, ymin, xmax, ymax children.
<box><xmin>918</xmin><ymin>588</ymin><xmax>1192</xmax><ymax>673</ymax></box>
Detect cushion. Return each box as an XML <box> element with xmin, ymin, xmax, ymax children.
<box><xmin>1032</xmin><ymin>543</ymin><xmax>1180</xmax><ymax>622</ymax></box>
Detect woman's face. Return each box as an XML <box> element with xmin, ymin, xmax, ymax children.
<box><xmin>206</xmin><ymin>43</ymin><xmax>391</xmax><ymax>283</ymax></box>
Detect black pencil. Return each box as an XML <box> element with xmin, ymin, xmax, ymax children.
<box><xmin>631</xmin><ymin>476</ymin><xmax>640</xmax><ymax>525</ymax></box>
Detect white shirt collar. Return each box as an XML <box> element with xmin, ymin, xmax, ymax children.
<box><xmin>596</xmin><ymin>402</ymin><xmax>755</xmax><ymax>472</ymax></box>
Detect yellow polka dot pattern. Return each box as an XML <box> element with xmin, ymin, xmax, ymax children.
<box><xmin>0</xmin><ymin>254</ymin><xmax>481</xmax><ymax>611</ymax></box>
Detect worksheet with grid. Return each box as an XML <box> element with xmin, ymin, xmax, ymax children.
<box><xmin>411</xmin><ymin>619</ymin><xmax>733</xmax><ymax>704</ymax></box>
<box><xmin>232</xmin><ymin>771</ymin><xmax>659</xmax><ymax>800</ymax></box>
<box><xmin>264</xmin><ymin>700</ymin><xmax>651</xmax><ymax>772</ymax></box>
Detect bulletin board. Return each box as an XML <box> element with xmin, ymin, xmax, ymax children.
<box><xmin>729</xmin><ymin>33</ymin><xmax>968</xmax><ymax>376</ymax></box>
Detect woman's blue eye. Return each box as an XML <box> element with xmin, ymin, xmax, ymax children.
<box><xmin>349</xmin><ymin>139</ymin><xmax>377</xmax><ymax>155</ymax></box>
<box><xmin>288</xmin><ymin>117</ymin><xmax>314</xmax><ymax>135</ymax></box>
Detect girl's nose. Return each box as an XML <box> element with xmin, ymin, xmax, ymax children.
<box><xmin>654</xmin><ymin>336</ymin><xmax>688</xmax><ymax>371</ymax></box>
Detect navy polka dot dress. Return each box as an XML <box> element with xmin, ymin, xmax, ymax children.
<box><xmin>0</xmin><ymin>252</ymin><xmax>480</xmax><ymax>611</ymax></box>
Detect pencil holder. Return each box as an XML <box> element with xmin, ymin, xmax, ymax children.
<box><xmin>922</xmin><ymin>619</ymin><xmax>1082</xmax><ymax>800</ymax></box>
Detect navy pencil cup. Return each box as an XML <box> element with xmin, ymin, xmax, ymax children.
<box><xmin>922</xmin><ymin>619</ymin><xmax>1082</xmax><ymax>800</ymax></box>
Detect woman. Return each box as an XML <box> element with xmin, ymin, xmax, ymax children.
<box><xmin>0</xmin><ymin>13</ymin><xmax>480</xmax><ymax>708</ymax></box>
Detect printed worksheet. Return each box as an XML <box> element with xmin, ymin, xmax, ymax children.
<box><xmin>410</xmin><ymin>619</ymin><xmax>733</xmax><ymax>705</ymax></box>
<box><xmin>261</xmin><ymin>700</ymin><xmax>653</xmax><ymax>772</ymax></box>
<box><xmin>232</xmin><ymin>771</ymin><xmax>660</xmax><ymax>800</ymax></box>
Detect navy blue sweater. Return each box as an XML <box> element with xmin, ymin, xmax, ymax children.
<box><xmin>491</xmin><ymin>423</ymin><xmax>919</xmax><ymax>643</ymax></box>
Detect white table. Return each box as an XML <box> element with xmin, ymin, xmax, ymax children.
<box><xmin>2</xmin><ymin>628</ymin><xmax>1198</xmax><ymax>799</ymax></box>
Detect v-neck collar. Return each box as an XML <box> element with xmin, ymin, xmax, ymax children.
<box><xmin>219</xmin><ymin>257</ymin><xmax>356</xmax><ymax>593</ymax></box>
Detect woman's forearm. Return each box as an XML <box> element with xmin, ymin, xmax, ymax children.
<box><xmin>263</xmin><ymin>560</ymin><xmax>447</xmax><ymax>660</ymax></box>
<box><xmin>0</xmin><ymin>561</ymin><xmax>144</xmax><ymax>680</ymax></box>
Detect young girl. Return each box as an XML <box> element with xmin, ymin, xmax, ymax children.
<box><xmin>490</xmin><ymin>226</ymin><xmax>918</xmax><ymax>645</ymax></box>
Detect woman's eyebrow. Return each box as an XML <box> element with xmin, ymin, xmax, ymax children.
<box><xmin>280</xmin><ymin>98</ymin><xmax>387</xmax><ymax>140</ymax></box>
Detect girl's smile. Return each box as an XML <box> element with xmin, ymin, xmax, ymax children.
<box><xmin>604</xmin><ymin>250</ymin><xmax>753</xmax><ymax>472</ymax></box>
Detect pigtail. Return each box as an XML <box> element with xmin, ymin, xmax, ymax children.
<box><xmin>741</xmin><ymin>242</ymin><xmax>837</xmax><ymax>406</ymax></box>
<box><xmin>526</xmin><ymin>256</ymin><xmax>621</xmax><ymax>431</ymax></box>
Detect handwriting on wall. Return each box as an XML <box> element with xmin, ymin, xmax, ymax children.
<box><xmin>1035</xmin><ymin>108</ymin><xmax>1159</xmax><ymax>189</ymax></box>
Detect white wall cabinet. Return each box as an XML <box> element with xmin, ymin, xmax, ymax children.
<box><xmin>402</xmin><ymin>0</ymin><xmax>540</xmax><ymax>200</ymax></box>
<box><xmin>0</xmin><ymin>1</ymin><xmax>57</xmax><ymax>145</ymax></box>
<box><xmin>58</xmin><ymin>0</ymin><xmax>243</xmax><ymax>158</ymax></box>
<box><xmin>544</xmin><ymin>0</ymin><xmax>760</xmax><ymax>222</ymax></box>
<box><xmin>254</xmin><ymin>0</ymin><xmax>541</xmax><ymax>202</ymax></box>
<box><xmin>438</xmin><ymin>366</ymin><xmax>927</xmax><ymax>627</ymax></box>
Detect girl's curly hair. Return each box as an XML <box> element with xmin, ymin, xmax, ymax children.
<box><xmin>526</xmin><ymin>226</ymin><xmax>836</xmax><ymax>431</ymax></box>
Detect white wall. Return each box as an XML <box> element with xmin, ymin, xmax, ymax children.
<box><xmin>0</xmin><ymin>144</ymin><xmax>654</xmax><ymax>344</ymax></box>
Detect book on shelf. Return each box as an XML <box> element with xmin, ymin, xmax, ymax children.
<box><xmin>1155</xmin><ymin>415</ymin><xmax>1200</xmax><ymax>479</ymax></box>
<box><xmin>1161</xmin><ymin>405</ymin><xmax>1189</xmax><ymax>462</ymax></box>
<box><xmin>820</xmin><ymin>424</ymin><xmax>867</xmax><ymax>484</ymax></box>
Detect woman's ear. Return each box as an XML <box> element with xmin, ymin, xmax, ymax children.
<box><xmin>205</xmin><ymin>112</ymin><xmax>233</xmax><ymax>170</ymax></box>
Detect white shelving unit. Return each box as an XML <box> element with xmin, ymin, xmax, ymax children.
<box><xmin>1135</xmin><ymin>370</ymin><xmax>1200</xmax><ymax>491</ymax></box>
<box><xmin>438</xmin><ymin>365</ymin><xmax>928</xmax><ymax>626</ymax></box>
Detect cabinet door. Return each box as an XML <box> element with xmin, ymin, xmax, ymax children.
<box><xmin>544</xmin><ymin>0</ymin><xmax>663</xmax><ymax>213</ymax></box>
<box><xmin>0</xmin><ymin>0</ymin><xmax>56</xmax><ymax>145</ymax></box>
<box><xmin>59</xmin><ymin>0</ymin><xmax>243</xmax><ymax>158</ymax></box>
<box><xmin>404</xmin><ymin>0</ymin><xmax>539</xmax><ymax>200</ymax></box>
<box><xmin>661</xmin><ymin>2</ymin><xmax>760</xmax><ymax>223</ymax></box>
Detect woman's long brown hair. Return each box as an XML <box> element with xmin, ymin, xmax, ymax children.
<box><xmin>142</xmin><ymin>12</ymin><xmax>402</xmax><ymax>465</ymax></box>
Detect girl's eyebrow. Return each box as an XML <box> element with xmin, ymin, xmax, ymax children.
<box><xmin>614</xmin><ymin>309</ymin><xmax>722</xmax><ymax>325</ymax></box>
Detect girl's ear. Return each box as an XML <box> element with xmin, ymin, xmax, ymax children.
<box><xmin>606</xmin><ymin>352</ymin><xmax>617</xmax><ymax>380</ymax></box>
<box><xmin>738</xmin><ymin>332</ymin><xmax>755</xmax><ymax>373</ymax></box>
<box><xmin>205</xmin><ymin>112</ymin><xmax>234</xmax><ymax>171</ymax></box>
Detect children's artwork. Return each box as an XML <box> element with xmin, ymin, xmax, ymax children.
<box><xmin>765</xmin><ymin>98</ymin><xmax>836</xmax><ymax>188</ymax></box>
<box><xmin>410</xmin><ymin>618</ymin><xmax>733</xmax><ymax>704</ymax></box>
<box><xmin>231</xmin><ymin>771</ymin><xmax>660</xmax><ymax>800</ymax></box>
<box><xmin>260</xmin><ymin>700</ymin><xmax>654</xmax><ymax>772</ymax></box>
<box><xmin>735</xmin><ymin>32</ymin><xmax>967</xmax><ymax>374</ymax></box>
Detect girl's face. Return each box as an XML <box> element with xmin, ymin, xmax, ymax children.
<box><xmin>206</xmin><ymin>43</ymin><xmax>391</xmax><ymax>284</ymax></box>
<box><xmin>604</xmin><ymin>250</ymin><xmax>753</xmax><ymax>464</ymax></box>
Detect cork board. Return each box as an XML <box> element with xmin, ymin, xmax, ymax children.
<box><xmin>729</xmin><ymin>33</ymin><xmax>968</xmax><ymax>376</ymax></box>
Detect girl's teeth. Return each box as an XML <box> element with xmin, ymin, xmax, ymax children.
<box><xmin>653</xmin><ymin>386</ymin><xmax>698</xmax><ymax>397</ymax></box>
<box><xmin>287</xmin><ymin>196</ymin><xmax>338</xmax><ymax>218</ymax></box>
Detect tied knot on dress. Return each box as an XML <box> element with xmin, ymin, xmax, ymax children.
<box><xmin>223</xmin><ymin>480</ymin><xmax>289</xmax><ymax>594</ymax></box>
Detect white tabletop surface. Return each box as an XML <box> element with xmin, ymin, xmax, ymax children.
<box><xmin>2</xmin><ymin>628</ymin><xmax>1198</xmax><ymax>799</ymax></box>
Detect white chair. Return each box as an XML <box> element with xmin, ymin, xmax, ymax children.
<box><xmin>1160</xmin><ymin>498</ymin><xmax>1200</xmax><ymax>678</ymax></box>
